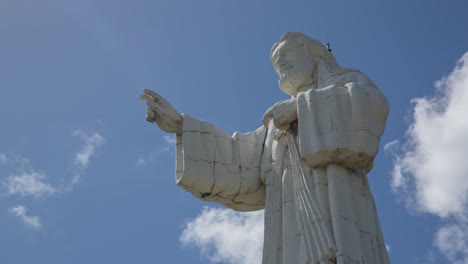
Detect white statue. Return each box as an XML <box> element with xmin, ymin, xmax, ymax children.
<box><xmin>142</xmin><ymin>32</ymin><xmax>390</xmax><ymax>264</ymax></box>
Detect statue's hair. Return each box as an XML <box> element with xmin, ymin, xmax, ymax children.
<box><xmin>270</xmin><ymin>32</ymin><xmax>340</xmax><ymax>71</ymax></box>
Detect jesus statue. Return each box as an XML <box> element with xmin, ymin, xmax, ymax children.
<box><xmin>141</xmin><ymin>32</ymin><xmax>390</xmax><ymax>264</ymax></box>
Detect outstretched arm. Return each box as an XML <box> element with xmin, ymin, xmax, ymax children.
<box><xmin>176</xmin><ymin>115</ymin><xmax>267</xmax><ymax>211</ymax></box>
<box><xmin>140</xmin><ymin>89</ymin><xmax>267</xmax><ymax>211</ymax></box>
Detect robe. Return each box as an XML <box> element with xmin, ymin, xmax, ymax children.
<box><xmin>175</xmin><ymin>70</ymin><xmax>390</xmax><ymax>264</ymax></box>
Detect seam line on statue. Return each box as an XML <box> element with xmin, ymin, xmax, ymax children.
<box><xmin>187</xmin><ymin>131</ymin><xmax>235</xmax><ymax>141</ymax></box>
<box><xmin>183</xmin><ymin>130</ymin><xmax>262</xmax><ymax>145</ymax></box>
<box><xmin>258</xmin><ymin>126</ymin><xmax>268</xmax><ymax>185</ymax></box>
<box><xmin>333</xmin><ymin>214</ymin><xmax>356</xmax><ymax>224</ymax></box>
<box><xmin>359</xmin><ymin>230</ymin><xmax>378</xmax><ymax>238</ymax></box>
<box><xmin>208</xmin><ymin>191</ymin><xmax>264</xmax><ymax>206</ymax></box>
<box><xmin>310</xmin><ymin>128</ymin><xmax>379</xmax><ymax>138</ymax></box>
<box><xmin>207</xmin><ymin>124</ymin><xmax>217</xmax><ymax>196</ymax></box>
<box><xmin>183</xmin><ymin>130</ymin><xmax>232</xmax><ymax>141</ymax></box>
<box><xmin>232</xmin><ymin>135</ymin><xmax>243</xmax><ymax>202</ymax></box>
<box><xmin>184</xmin><ymin>157</ymin><xmax>260</xmax><ymax>169</ymax></box>
<box><xmin>297</xmin><ymin>94</ymin><xmax>349</xmax><ymax>106</ymax></box>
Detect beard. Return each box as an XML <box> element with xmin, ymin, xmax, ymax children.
<box><xmin>278</xmin><ymin>62</ymin><xmax>314</xmax><ymax>96</ymax></box>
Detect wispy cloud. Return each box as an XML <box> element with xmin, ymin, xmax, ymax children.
<box><xmin>163</xmin><ymin>135</ymin><xmax>176</xmax><ymax>144</ymax></box>
<box><xmin>135</xmin><ymin>135</ymin><xmax>176</xmax><ymax>168</ymax></box>
<box><xmin>135</xmin><ymin>158</ymin><xmax>145</xmax><ymax>168</ymax></box>
<box><xmin>0</xmin><ymin>153</ymin><xmax>7</xmax><ymax>165</ymax></box>
<box><xmin>387</xmin><ymin>52</ymin><xmax>468</xmax><ymax>262</ymax></box>
<box><xmin>0</xmin><ymin>154</ymin><xmax>55</xmax><ymax>198</ymax></box>
<box><xmin>3</xmin><ymin>171</ymin><xmax>55</xmax><ymax>198</ymax></box>
<box><xmin>1</xmin><ymin>130</ymin><xmax>105</xmax><ymax>197</ymax></box>
<box><xmin>1</xmin><ymin>129</ymin><xmax>105</xmax><ymax>231</ymax></box>
<box><xmin>73</xmin><ymin>130</ymin><xmax>105</xmax><ymax>169</ymax></box>
<box><xmin>68</xmin><ymin>130</ymin><xmax>105</xmax><ymax>187</ymax></box>
<box><xmin>9</xmin><ymin>205</ymin><xmax>41</xmax><ymax>230</ymax></box>
<box><xmin>180</xmin><ymin>207</ymin><xmax>264</xmax><ymax>264</ymax></box>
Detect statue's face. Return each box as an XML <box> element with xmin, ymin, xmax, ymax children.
<box><xmin>271</xmin><ymin>39</ymin><xmax>315</xmax><ymax>95</ymax></box>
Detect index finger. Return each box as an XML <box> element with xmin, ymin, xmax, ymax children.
<box><xmin>143</xmin><ymin>89</ymin><xmax>162</xmax><ymax>101</ymax></box>
<box><xmin>140</xmin><ymin>94</ymin><xmax>153</xmax><ymax>102</ymax></box>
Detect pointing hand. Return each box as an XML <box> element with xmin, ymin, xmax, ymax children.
<box><xmin>140</xmin><ymin>89</ymin><xmax>183</xmax><ymax>134</ymax></box>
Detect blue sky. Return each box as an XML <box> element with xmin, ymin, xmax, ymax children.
<box><xmin>1</xmin><ymin>0</ymin><xmax>468</xmax><ymax>263</ymax></box>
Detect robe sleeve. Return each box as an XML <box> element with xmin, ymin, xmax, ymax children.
<box><xmin>297</xmin><ymin>71</ymin><xmax>389</xmax><ymax>172</ymax></box>
<box><xmin>175</xmin><ymin>114</ymin><xmax>267</xmax><ymax>211</ymax></box>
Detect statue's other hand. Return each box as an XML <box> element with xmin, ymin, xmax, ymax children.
<box><xmin>140</xmin><ymin>89</ymin><xmax>183</xmax><ymax>134</ymax></box>
<box><xmin>262</xmin><ymin>98</ymin><xmax>297</xmax><ymax>130</ymax></box>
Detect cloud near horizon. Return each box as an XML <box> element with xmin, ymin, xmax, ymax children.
<box><xmin>386</xmin><ymin>52</ymin><xmax>468</xmax><ymax>263</ymax></box>
<box><xmin>180</xmin><ymin>207</ymin><xmax>264</xmax><ymax>264</ymax></box>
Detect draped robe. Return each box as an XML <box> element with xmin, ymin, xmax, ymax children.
<box><xmin>175</xmin><ymin>70</ymin><xmax>390</xmax><ymax>264</ymax></box>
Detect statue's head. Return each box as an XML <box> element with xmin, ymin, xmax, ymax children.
<box><xmin>271</xmin><ymin>32</ymin><xmax>340</xmax><ymax>96</ymax></box>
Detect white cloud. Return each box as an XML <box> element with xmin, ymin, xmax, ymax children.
<box><xmin>9</xmin><ymin>205</ymin><xmax>41</xmax><ymax>230</ymax></box>
<box><xmin>3</xmin><ymin>171</ymin><xmax>55</xmax><ymax>197</ymax></box>
<box><xmin>0</xmin><ymin>154</ymin><xmax>55</xmax><ymax>198</ymax></box>
<box><xmin>434</xmin><ymin>223</ymin><xmax>468</xmax><ymax>264</ymax></box>
<box><xmin>180</xmin><ymin>207</ymin><xmax>264</xmax><ymax>264</ymax></box>
<box><xmin>388</xmin><ymin>52</ymin><xmax>468</xmax><ymax>218</ymax></box>
<box><xmin>387</xmin><ymin>52</ymin><xmax>468</xmax><ymax>262</ymax></box>
<box><xmin>73</xmin><ymin>130</ymin><xmax>105</xmax><ymax>169</ymax></box>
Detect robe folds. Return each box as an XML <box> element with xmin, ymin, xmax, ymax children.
<box><xmin>175</xmin><ymin>70</ymin><xmax>390</xmax><ymax>264</ymax></box>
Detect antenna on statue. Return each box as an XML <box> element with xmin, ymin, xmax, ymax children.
<box><xmin>326</xmin><ymin>32</ymin><xmax>332</xmax><ymax>53</ymax></box>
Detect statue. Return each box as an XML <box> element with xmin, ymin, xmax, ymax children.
<box><xmin>141</xmin><ymin>32</ymin><xmax>390</xmax><ymax>264</ymax></box>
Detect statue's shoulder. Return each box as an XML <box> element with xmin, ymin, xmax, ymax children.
<box><xmin>326</xmin><ymin>68</ymin><xmax>378</xmax><ymax>88</ymax></box>
<box><xmin>324</xmin><ymin>68</ymin><xmax>388</xmax><ymax>111</ymax></box>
